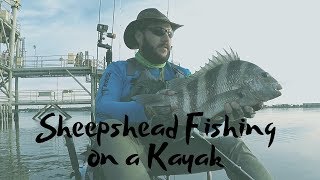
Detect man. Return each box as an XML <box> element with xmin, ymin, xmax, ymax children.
<box><xmin>95</xmin><ymin>8</ymin><xmax>272</xmax><ymax>180</ymax></box>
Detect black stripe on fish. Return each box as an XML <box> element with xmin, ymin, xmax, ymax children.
<box><xmin>186</xmin><ymin>77</ymin><xmax>198</xmax><ymax>112</ymax></box>
<box><xmin>216</xmin><ymin>62</ymin><xmax>229</xmax><ymax>95</ymax></box>
<box><xmin>205</xmin><ymin>64</ymin><xmax>222</xmax><ymax>97</ymax></box>
<box><xmin>179</xmin><ymin>84</ymin><xmax>190</xmax><ymax>113</ymax></box>
<box><xmin>226</xmin><ymin>60</ymin><xmax>242</xmax><ymax>87</ymax></box>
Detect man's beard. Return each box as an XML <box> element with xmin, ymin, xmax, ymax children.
<box><xmin>140</xmin><ymin>38</ymin><xmax>170</xmax><ymax>64</ymax></box>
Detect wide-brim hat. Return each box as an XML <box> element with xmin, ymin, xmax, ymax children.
<box><xmin>124</xmin><ymin>8</ymin><xmax>183</xmax><ymax>49</ymax></box>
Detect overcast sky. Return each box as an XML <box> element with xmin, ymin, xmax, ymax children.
<box><xmin>13</xmin><ymin>0</ymin><xmax>320</xmax><ymax>105</ymax></box>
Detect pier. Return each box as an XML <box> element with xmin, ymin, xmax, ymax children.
<box><xmin>1</xmin><ymin>51</ymin><xmax>104</xmax><ymax>122</ymax></box>
<box><xmin>0</xmin><ymin>0</ymin><xmax>104</xmax><ymax>125</ymax></box>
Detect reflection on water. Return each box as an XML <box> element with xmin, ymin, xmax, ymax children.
<box><xmin>0</xmin><ymin>108</ymin><xmax>320</xmax><ymax>180</ymax></box>
<box><xmin>0</xmin><ymin>111</ymin><xmax>90</xmax><ymax>180</ymax></box>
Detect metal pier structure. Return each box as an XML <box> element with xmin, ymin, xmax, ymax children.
<box><xmin>0</xmin><ymin>0</ymin><xmax>103</xmax><ymax>124</ymax></box>
<box><xmin>12</xmin><ymin>53</ymin><xmax>104</xmax><ymax>121</ymax></box>
<box><xmin>0</xmin><ymin>0</ymin><xmax>20</xmax><ymax>125</ymax></box>
<box><xmin>1</xmin><ymin>52</ymin><xmax>104</xmax><ymax>122</ymax></box>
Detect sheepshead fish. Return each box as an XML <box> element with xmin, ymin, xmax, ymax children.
<box><xmin>132</xmin><ymin>49</ymin><xmax>282</xmax><ymax>122</ymax></box>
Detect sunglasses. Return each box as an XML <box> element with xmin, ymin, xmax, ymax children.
<box><xmin>146</xmin><ymin>27</ymin><xmax>174</xmax><ymax>38</ymax></box>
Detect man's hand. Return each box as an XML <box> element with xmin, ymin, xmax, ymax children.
<box><xmin>144</xmin><ymin>89</ymin><xmax>178</xmax><ymax>122</ymax></box>
<box><xmin>214</xmin><ymin>101</ymin><xmax>263</xmax><ymax>122</ymax></box>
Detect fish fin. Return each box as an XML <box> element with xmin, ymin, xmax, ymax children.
<box><xmin>193</xmin><ymin>49</ymin><xmax>240</xmax><ymax>78</ymax></box>
<box><xmin>229</xmin><ymin>47</ymin><xmax>240</xmax><ymax>60</ymax></box>
<box><xmin>207</xmin><ymin>59</ymin><xmax>217</xmax><ymax>67</ymax></box>
<box><xmin>216</xmin><ymin>50</ymin><xmax>230</xmax><ymax>62</ymax></box>
<box><xmin>224</xmin><ymin>48</ymin><xmax>234</xmax><ymax>60</ymax></box>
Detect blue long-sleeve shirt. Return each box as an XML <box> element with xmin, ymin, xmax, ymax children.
<box><xmin>95</xmin><ymin>60</ymin><xmax>191</xmax><ymax>123</ymax></box>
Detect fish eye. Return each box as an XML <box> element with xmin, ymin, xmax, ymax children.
<box><xmin>261</xmin><ymin>72</ymin><xmax>269</xmax><ymax>78</ymax></box>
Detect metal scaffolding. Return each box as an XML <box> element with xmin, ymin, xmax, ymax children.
<box><xmin>0</xmin><ymin>0</ymin><xmax>20</xmax><ymax>123</ymax></box>
<box><xmin>0</xmin><ymin>0</ymin><xmax>103</xmax><ymax>123</ymax></box>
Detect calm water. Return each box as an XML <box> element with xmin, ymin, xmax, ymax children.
<box><xmin>0</xmin><ymin>108</ymin><xmax>319</xmax><ymax>180</ymax></box>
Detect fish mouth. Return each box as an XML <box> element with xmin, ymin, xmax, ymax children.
<box><xmin>273</xmin><ymin>83</ymin><xmax>282</xmax><ymax>96</ymax></box>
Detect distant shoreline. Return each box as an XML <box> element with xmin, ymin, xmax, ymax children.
<box><xmin>265</xmin><ymin>103</ymin><xmax>320</xmax><ymax>108</ymax></box>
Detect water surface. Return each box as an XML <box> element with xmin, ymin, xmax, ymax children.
<box><xmin>0</xmin><ymin>108</ymin><xmax>319</xmax><ymax>179</ymax></box>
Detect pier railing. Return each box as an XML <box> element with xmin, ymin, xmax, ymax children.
<box><xmin>0</xmin><ymin>96</ymin><xmax>9</xmax><ymax>104</ymax></box>
<box><xmin>22</xmin><ymin>55</ymin><xmax>103</xmax><ymax>69</ymax></box>
<box><xmin>14</xmin><ymin>89</ymin><xmax>92</xmax><ymax>105</ymax></box>
<box><xmin>1</xmin><ymin>54</ymin><xmax>105</xmax><ymax>69</ymax></box>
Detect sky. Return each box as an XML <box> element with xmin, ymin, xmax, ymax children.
<box><xmin>7</xmin><ymin>0</ymin><xmax>320</xmax><ymax>105</ymax></box>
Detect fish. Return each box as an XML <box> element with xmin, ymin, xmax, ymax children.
<box><xmin>132</xmin><ymin>49</ymin><xmax>282</xmax><ymax>123</ymax></box>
